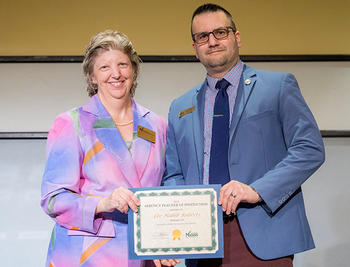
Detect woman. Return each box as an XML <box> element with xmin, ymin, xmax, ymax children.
<box><xmin>41</xmin><ymin>30</ymin><xmax>166</xmax><ymax>267</ymax></box>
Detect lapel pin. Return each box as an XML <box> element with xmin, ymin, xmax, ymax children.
<box><xmin>244</xmin><ymin>79</ymin><xmax>251</xmax><ymax>85</ymax></box>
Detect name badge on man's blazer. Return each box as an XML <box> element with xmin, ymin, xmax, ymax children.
<box><xmin>179</xmin><ymin>106</ymin><xmax>195</xmax><ymax>118</ymax></box>
<box><xmin>137</xmin><ymin>126</ymin><xmax>156</xmax><ymax>143</ymax></box>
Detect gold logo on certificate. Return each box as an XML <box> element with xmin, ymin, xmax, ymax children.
<box><xmin>172</xmin><ymin>229</ymin><xmax>181</xmax><ymax>240</ymax></box>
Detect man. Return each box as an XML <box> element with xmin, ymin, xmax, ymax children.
<box><xmin>160</xmin><ymin>3</ymin><xmax>325</xmax><ymax>267</ymax></box>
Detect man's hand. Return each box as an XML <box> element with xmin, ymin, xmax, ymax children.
<box><xmin>218</xmin><ymin>180</ymin><xmax>261</xmax><ymax>215</ymax></box>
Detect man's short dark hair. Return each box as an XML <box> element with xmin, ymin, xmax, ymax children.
<box><xmin>191</xmin><ymin>3</ymin><xmax>237</xmax><ymax>35</ymax></box>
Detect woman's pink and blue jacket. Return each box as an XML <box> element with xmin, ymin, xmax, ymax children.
<box><xmin>41</xmin><ymin>95</ymin><xmax>166</xmax><ymax>267</ymax></box>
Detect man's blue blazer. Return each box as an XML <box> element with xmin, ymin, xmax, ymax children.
<box><xmin>163</xmin><ymin>65</ymin><xmax>325</xmax><ymax>260</ymax></box>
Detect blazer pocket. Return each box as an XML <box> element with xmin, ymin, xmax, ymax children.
<box><xmin>241</xmin><ymin>110</ymin><xmax>275</xmax><ymax>123</ymax></box>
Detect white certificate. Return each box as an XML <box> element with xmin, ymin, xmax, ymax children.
<box><xmin>128</xmin><ymin>185</ymin><xmax>224</xmax><ymax>260</ymax></box>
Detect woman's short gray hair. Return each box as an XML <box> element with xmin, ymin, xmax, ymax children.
<box><xmin>82</xmin><ymin>30</ymin><xmax>141</xmax><ymax>97</ymax></box>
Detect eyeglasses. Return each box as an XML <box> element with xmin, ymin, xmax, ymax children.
<box><xmin>192</xmin><ymin>26</ymin><xmax>235</xmax><ymax>44</ymax></box>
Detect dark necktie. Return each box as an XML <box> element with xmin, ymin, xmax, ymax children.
<box><xmin>209</xmin><ymin>78</ymin><xmax>230</xmax><ymax>185</ymax></box>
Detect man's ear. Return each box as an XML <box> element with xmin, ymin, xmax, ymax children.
<box><xmin>235</xmin><ymin>31</ymin><xmax>242</xmax><ymax>48</ymax></box>
<box><xmin>192</xmin><ymin>42</ymin><xmax>199</xmax><ymax>59</ymax></box>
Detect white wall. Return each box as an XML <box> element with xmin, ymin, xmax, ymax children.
<box><xmin>0</xmin><ymin>61</ymin><xmax>349</xmax><ymax>132</ymax></box>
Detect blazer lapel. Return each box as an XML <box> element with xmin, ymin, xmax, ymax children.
<box><xmin>130</xmin><ymin>101</ymin><xmax>152</xmax><ymax>179</ymax></box>
<box><xmin>229</xmin><ymin>66</ymin><xmax>257</xmax><ymax>144</ymax></box>
<box><xmin>86</xmin><ymin>95</ymin><xmax>141</xmax><ymax>188</ymax></box>
<box><xmin>192</xmin><ymin>83</ymin><xmax>206</xmax><ymax>183</ymax></box>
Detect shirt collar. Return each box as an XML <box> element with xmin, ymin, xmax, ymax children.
<box><xmin>206</xmin><ymin>60</ymin><xmax>244</xmax><ymax>91</ymax></box>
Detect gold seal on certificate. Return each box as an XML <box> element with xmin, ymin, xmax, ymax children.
<box><xmin>128</xmin><ymin>185</ymin><xmax>224</xmax><ymax>260</ymax></box>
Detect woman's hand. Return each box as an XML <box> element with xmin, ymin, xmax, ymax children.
<box><xmin>153</xmin><ymin>259</ymin><xmax>181</xmax><ymax>267</ymax></box>
<box><xmin>95</xmin><ymin>187</ymin><xmax>140</xmax><ymax>214</ymax></box>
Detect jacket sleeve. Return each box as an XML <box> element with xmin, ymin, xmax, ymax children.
<box><xmin>41</xmin><ymin>112</ymin><xmax>102</xmax><ymax>234</ymax></box>
<box><xmin>250</xmin><ymin>73</ymin><xmax>325</xmax><ymax>214</ymax></box>
<box><xmin>162</xmin><ymin>101</ymin><xmax>186</xmax><ymax>186</ymax></box>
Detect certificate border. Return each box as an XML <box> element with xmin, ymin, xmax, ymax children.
<box><xmin>136</xmin><ymin>189</ymin><xmax>217</xmax><ymax>254</ymax></box>
<box><xmin>128</xmin><ymin>184</ymin><xmax>224</xmax><ymax>260</ymax></box>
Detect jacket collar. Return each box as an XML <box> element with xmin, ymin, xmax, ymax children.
<box><xmin>192</xmin><ymin>83</ymin><xmax>206</xmax><ymax>183</ymax></box>
<box><xmin>83</xmin><ymin>95</ymin><xmax>152</xmax><ymax>188</ymax></box>
<box><xmin>229</xmin><ymin>65</ymin><xmax>257</xmax><ymax>145</ymax></box>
